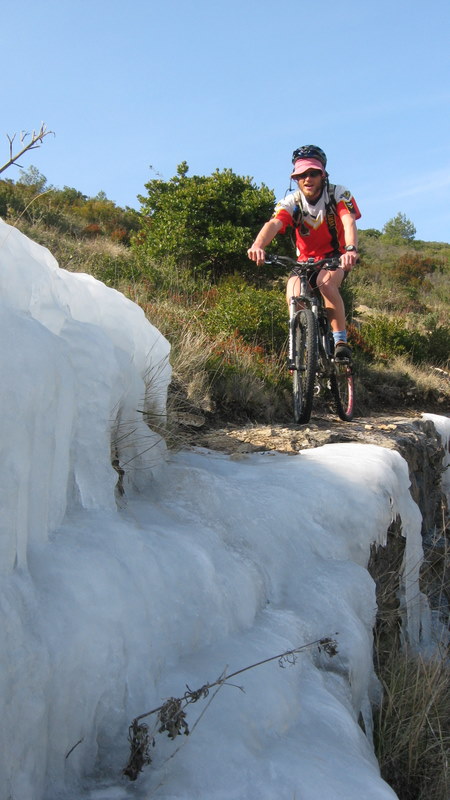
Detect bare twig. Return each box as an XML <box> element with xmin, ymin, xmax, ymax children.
<box><xmin>0</xmin><ymin>123</ymin><xmax>54</xmax><ymax>175</ymax></box>
<box><xmin>123</xmin><ymin>635</ymin><xmax>338</xmax><ymax>781</ymax></box>
<box><xmin>65</xmin><ymin>737</ymin><xmax>84</xmax><ymax>759</ymax></box>
<box><xmin>133</xmin><ymin>635</ymin><xmax>338</xmax><ymax>725</ymax></box>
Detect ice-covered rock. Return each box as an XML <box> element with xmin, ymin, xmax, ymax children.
<box><xmin>0</xmin><ymin>220</ymin><xmax>170</xmax><ymax>572</ymax></box>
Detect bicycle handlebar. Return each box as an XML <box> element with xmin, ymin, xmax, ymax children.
<box><xmin>264</xmin><ymin>254</ymin><xmax>342</xmax><ymax>271</ymax></box>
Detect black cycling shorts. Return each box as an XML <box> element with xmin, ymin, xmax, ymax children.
<box><xmin>289</xmin><ymin>253</ymin><xmax>344</xmax><ymax>289</ymax></box>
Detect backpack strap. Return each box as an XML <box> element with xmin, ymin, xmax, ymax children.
<box><xmin>291</xmin><ymin>193</ymin><xmax>309</xmax><ymax>236</ymax></box>
<box><xmin>324</xmin><ymin>183</ymin><xmax>340</xmax><ymax>253</ymax></box>
<box><xmin>292</xmin><ymin>198</ymin><xmax>303</xmax><ymax>228</ymax></box>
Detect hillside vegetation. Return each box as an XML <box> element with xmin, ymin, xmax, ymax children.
<box><xmin>1</xmin><ymin>165</ymin><xmax>449</xmax><ymax>425</ymax></box>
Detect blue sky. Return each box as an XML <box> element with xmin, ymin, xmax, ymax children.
<box><xmin>2</xmin><ymin>0</ymin><xmax>450</xmax><ymax>242</ymax></box>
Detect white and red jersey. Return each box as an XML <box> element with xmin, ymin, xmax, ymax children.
<box><xmin>272</xmin><ymin>184</ymin><xmax>361</xmax><ymax>260</ymax></box>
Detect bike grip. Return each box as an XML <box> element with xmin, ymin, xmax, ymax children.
<box><xmin>326</xmin><ymin>259</ymin><xmax>343</xmax><ymax>271</ymax></box>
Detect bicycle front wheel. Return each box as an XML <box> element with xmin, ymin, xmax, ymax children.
<box><xmin>329</xmin><ymin>361</ymin><xmax>355</xmax><ymax>421</ymax></box>
<box><xmin>292</xmin><ymin>309</ymin><xmax>317</xmax><ymax>424</ymax></box>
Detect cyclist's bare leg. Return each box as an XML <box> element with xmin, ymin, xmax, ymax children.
<box><xmin>286</xmin><ymin>275</ymin><xmax>305</xmax><ymax>310</ymax></box>
<box><xmin>316</xmin><ymin>268</ymin><xmax>346</xmax><ymax>332</ymax></box>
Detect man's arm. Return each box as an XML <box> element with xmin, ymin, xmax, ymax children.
<box><xmin>340</xmin><ymin>214</ymin><xmax>359</xmax><ymax>271</ymax></box>
<box><xmin>247</xmin><ymin>218</ymin><xmax>284</xmax><ymax>265</ymax></box>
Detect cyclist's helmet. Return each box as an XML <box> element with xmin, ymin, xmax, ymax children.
<box><xmin>292</xmin><ymin>145</ymin><xmax>327</xmax><ymax>168</ymax></box>
<box><xmin>291</xmin><ymin>145</ymin><xmax>327</xmax><ymax>178</ymax></box>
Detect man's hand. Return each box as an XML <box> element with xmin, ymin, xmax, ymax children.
<box><xmin>247</xmin><ymin>245</ymin><xmax>266</xmax><ymax>265</ymax></box>
<box><xmin>247</xmin><ymin>219</ymin><xmax>283</xmax><ymax>266</ymax></box>
<box><xmin>340</xmin><ymin>250</ymin><xmax>359</xmax><ymax>271</ymax></box>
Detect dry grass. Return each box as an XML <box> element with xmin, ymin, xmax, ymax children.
<box><xmin>354</xmin><ymin>355</ymin><xmax>450</xmax><ymax>416</ymax></box>
<box><xmin>136</xmin><ymin>294</ymin><xmax>292</xmax><ymax>432</ymax></box>
<box><xmin>389</xmin><ymin>356</ymin><xmax>450</xmax><ymax>396</ymax></box>
<box><xmin>136</xmin><ymin>304</ymin><xmax>218</xmax><ymax>449</ymax></box>
<box><xmin>374</xmin><ymin>651</ymin><xmax>449</xmax><ymax>800</ymax></box>
<box><xmin>371</xmin><ymin>508</ymin><xmax>450</xmax><ymax>800</ymax></box>
<box><xmin>7</xmin><ymin>218</ymin><xmax>137</xmax><ymax>281</ymax></box>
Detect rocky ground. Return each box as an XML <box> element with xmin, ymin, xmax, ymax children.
<box><xmin>183</xmin><ymin>411</ymin><xmax>426</xmax><ymax>455</ymax></box>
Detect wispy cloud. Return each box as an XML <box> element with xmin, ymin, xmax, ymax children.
<box><xmin>389</xmin><ymin>167</ymin><xmax>450</xmax><ymax>200</ymax></box>
<box><xmin>356</xmin><ymin>166</ymin><xmax>450</xmax><ymax>208</ymax></box>
<box><xmin>354</xmin><ymin>91</ymin><xmax>450</xmax><ymax>121</ymax></box>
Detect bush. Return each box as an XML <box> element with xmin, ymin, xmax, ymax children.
<box><xmin>356</xmin><ymin>314</ymin><xmax>450</xmax><ymax>366</ymax></box>
<box><xmin>0</xmin><ymin>177</ymin><xmax>140</xmax><ymax>244</ymax></box>
<box><xmin>134</xmin><ymin>162</ymin><xmax>277</xmax><ymax>282</ymax></box>
<box><xmin>84</xmin><ymin>253</ymin><xmax>140</xmax><ymax>286</ymax></box>
<box><xmin>383</xmin><ymin>212</ymin><xmax>416</xmax><ymax>243</ymax></box>
<box><xmin>361</xmin><ymin>227</ymin><xmax>382</xmax><ymax>239</ymax></box>
<box><xmin>390</xmin><ymin>252</ymin><xmax>436</xmax><ymax>287</ymax></box>
<box><xmin>424</xmin><ymin>321</ymin><xmax>450</xmax><ymax>365</ymax></box>
<box><xmin>205</xmin><ymin>333</ymin><xmax>290</xmax><ymax>421</ymax></box>
<box><xmin>132</xmin><ymin>252</ymin><xmax>211</xmax><ymax>298</ymax></box>
<box><xmin>202</xmin><ymin>275</ymin><xmax>287</xmax><ymax>353</ymax></box>
<box><xmin>358</xmin><ymin>315</ymin><xmax>411</xmax><ymax>358</ymax></box>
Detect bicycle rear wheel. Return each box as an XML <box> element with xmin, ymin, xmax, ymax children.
<box><xmin>292</xmin><ymin>309</ymin><xmax>317</xmax><ymax>424</ymax></box>
<box><xmin>329</xmin><ymin>361</ymin><xmax>355</xmax><ymax>421</ymax></box>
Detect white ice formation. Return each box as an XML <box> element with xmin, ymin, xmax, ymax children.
<box><xmin>1</xmin><ymin>220</ymin><xmax>448</xmax><ymax>800</ymax></box>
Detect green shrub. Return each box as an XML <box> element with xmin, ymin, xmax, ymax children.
<box><xmin>423</xmin><ymin>321</ymin><xmax>450</xmax><ymax>365</ymax></box>
<box><xmin>205</xmin><ymin>332</ymin><xmax>290</xmax><ymax>421</ymax></box>
<box><xmin>134</xmin><ymin>162</ymin><xmax>277</xmax><ymax>282</ymax></box>
<box><xmin>0</xmin><ymin>177</ymin><xmax>139</xmax><ymax>244</ymax></box>
<box><xmin>202</xmin><ymin>275</ymin><xmax>287</xmax><ymax>353</ymax></box>
<box><xmin>83</xmin><ymin>253</ymin><xmax>140</xmax><ymax>287</ymax></box>
<box><xmin>132</xmin><ymin>251</ymin><xmax>212</xmax><ymax>298</ymax></box>
<box><xmin>361</xmin><ymin>227</ymin><xmax>382</xmax><ymax>239</ymax></box>
<box><xmin>382</xmin><ymin>212</ymin><xmax>416</xmax><ymax>243</ymax></box>
<box><xmin>358</xmin><ymin>315</ymin><xmax>411</xmax><ymax>358</ymax></box>
<box><xmin>390</xmin><ymin>252</ymin><xmax>436</xmax><ymax>286</ymax></box>
<box><xmin>357</xmin><ymin>314</ymin><xmax>450</xmax><ymax>366</ymax></box>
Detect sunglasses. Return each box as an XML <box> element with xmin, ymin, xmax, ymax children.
<box><xmin>296</xmin><ymin>169</ymin><xmax>323</xmax><ymax>179</ymax></box>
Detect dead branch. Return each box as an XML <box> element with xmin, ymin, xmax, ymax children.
<box><xmin>123</xmin><ymin>635</ymin><xmax>338</xmax><ymax>781</ymax></box>
<box><xmin>0</xmin><ymin>123</ymin><xmax>54</xmax><ymax>175</ymax></box>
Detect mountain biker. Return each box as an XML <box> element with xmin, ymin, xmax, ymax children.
<box><xmin>247</xmin><ymin>145</ymin><xmax>361</xmax><ymax>361</ymax></box>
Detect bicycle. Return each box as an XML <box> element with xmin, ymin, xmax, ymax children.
<box><xmin>265</xmin><ymin>255</ymin><xmax>355</xmax><ymax>424</ymax></box>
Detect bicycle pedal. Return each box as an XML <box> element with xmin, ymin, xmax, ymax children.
<box><xmin>334</xmin><ymin>356</ymin><xmax>352</xmax><ymax>365</ymax></box>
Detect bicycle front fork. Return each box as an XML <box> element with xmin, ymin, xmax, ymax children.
<box><xmin>287</xmin><ymin>298</ymin><xmax>297</xmax><ymax>370</ymax></box>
